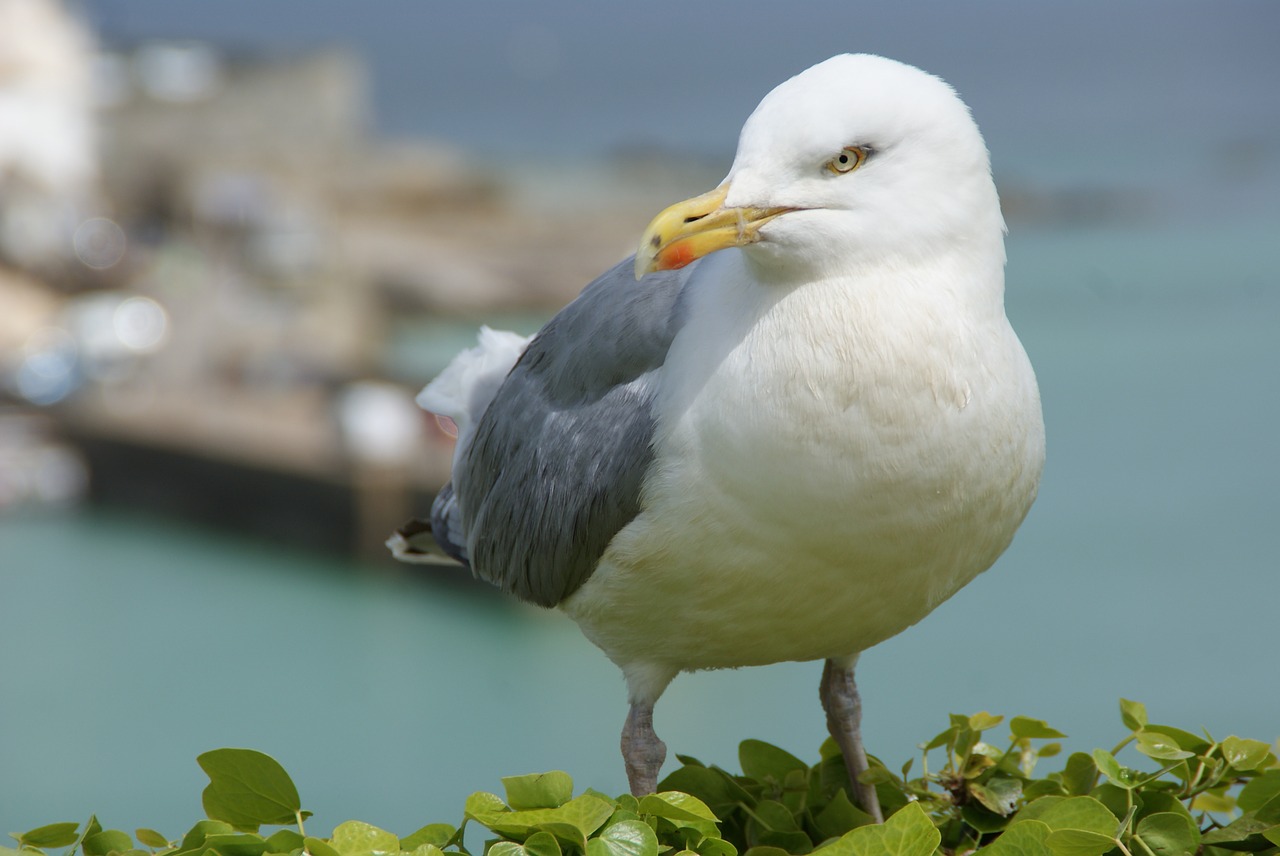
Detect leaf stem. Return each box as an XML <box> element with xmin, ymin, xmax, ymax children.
<box><xmin>1130</xmin><ymin>834</ymin><xmax>1160</xmax><ymax>856</ymax></box>
<box><xmin>1135</xmin><ymin>762</ymin><xmax>1182</xmax><ymax>790</ymax></box>
<box><xmin>1183</xmin><ymin>744</ymin><xmax>1217</xmax><ymax>796</ymax></box>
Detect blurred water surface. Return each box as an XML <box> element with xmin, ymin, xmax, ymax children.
<box><xmin>4</xmin><ymin>211</ymin><xmax>1278</xmax><ymax>834</ymax></box>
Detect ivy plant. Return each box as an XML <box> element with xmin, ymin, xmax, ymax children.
<box><xmin>6</xmin><ymin>700</ymin><xmax>1277</xmax><ymax>856</ymax></box>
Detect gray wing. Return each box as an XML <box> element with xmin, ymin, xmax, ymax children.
<box><xmin>442</xmin><ymin>255</ymin><xmax>693</xmax><ymax>607</ymax></box>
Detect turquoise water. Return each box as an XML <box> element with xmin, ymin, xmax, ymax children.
<box><xmin>3</xmin><ymin>215</ymin><xmax>1278</xmax><ymax>837</ymax></box>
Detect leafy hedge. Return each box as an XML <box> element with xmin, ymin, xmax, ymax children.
<box><xmin>7</xmin><ymin>700</ymin><xmax>1279</xmax><ymax>856</ymax></box>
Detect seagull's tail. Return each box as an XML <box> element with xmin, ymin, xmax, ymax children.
<box><xmin>385</xmin><ymin>503</ymin><xmax>468</xmax><ymax>566</ymax></box>
<box><xmin>416</xmin><ymin>326</ymin><xmax>531</xmax><ymax>444</ymax></box>
<box><xmin>395</xmin><ymin>327</ymin><xmax>531</xmax><ymax>568</ymax></box>
<box><xmin>385</xmin><ymin>517</ymin><xmax>455</xmax><ymax>564</ymax></box>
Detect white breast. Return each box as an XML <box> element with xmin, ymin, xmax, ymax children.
<box><xmin>562</xmin><ymin>250</ymin><xmax>1044</xmax><ymax>691</ymax></box>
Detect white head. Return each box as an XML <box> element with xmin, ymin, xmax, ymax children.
<box><xmin>636</xmin><ymin>54</ymin><xmax>1005</xmax><ymax>282</ymax></box>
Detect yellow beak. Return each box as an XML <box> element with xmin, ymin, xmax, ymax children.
<box><xmin>634</xmin><ymin>183</ymin><xmax>793</xmax><ymax>279</ymax></box>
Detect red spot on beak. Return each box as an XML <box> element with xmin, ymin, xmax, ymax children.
<box><xmin>657</xmin><ymin>241</ymin><xmax>698</xmax><ymax>271</ymax></box>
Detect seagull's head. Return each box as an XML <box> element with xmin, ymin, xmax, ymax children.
<box><xmin>635</xmin><ymin>54</ymin><xmax>1004</xmax><ymax>282</ymax></box>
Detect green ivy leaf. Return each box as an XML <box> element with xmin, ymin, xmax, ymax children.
<box><xmin>179</xmin><ymin>819</ymin><xmax>235</xmax><ymax>851</ymax></box>
<box><xmin>637</xmin><ymin>792</ymin><xmax>718</xmax><ymax>824</ymax></box>
<box><xmin>521</xmin><ymin>832</ymin><xmax>563</xmax><ymax>856</ymax></box>
<box><xmin>330</xmin><ymin>821</ymin><xmax>398</xmax><ymax>856</ymax></box>
<box><xmin>658</xmin><ymin>767</ymin><xmax>750</xmax><ymax>818</ymax></box>
<box><xmin>954</xmin><ymin>722</ymin><xmax>980</xmax><ymax>763</ymax></box>
<box><xmin>1119</xmin><ymin>699</ymin><xmax>1148</xmax><ymax>732</ymax></box>
<box><xmin>1223</xmin><ymin>737</ymin><xmax>1274</xmax><ymax>772</ymax></box>
<box><xmin>303</xmin><ymin>836</ymin><xmax>343</xmax><ymax>856</ymax></box>
<box><xmin>1133</xmin><ymin>731</ymin><xmax>1194</xmax><ymax>762</ymax></box>
<box><xmin>738</xmin><ymin>741</ymin><xmax>807</xmax><ymax>784</ymax></box>
<box><xmin>1201</xmin><ymin>813</ymin><xmax>1280</xmax><ymax>849</ymax></box>
<box><xmin>603</xmin><ymin>808</ymin><xmax>641</xmax><ymax>831</ymax></box>
<box><xmin>1190</xmin><ymin>791</ymin><xmax>1235</xmax><ymax>814</ymax></box>
<box><xmin>464</xmin><ymin>791</ymin><xmax>510</xmax><ymax>818</ymax></box>
<box><xmin>466</xmin><ymin>794</ymin><xmax>615</xmax><ymax>850</ymax></box>
<box><xmin>585</xmin><ymin>820</ymin><xmax>658</xmax><ymax>856</ymax></box>
<box><xmin>262</xmin><ymin>829</ymin><xmax>304</xmax><ymax>853</ymax></box>
<box><xmin>1008</xmin><ymin>797</ymin><xmax>1064</xmax><ymax>826</ymax></box>
<box><xmin>818</xmin><ymin>802</ymin><xmax>939</xmax><ymax>856</ymax></box>
<box><xmin>135</xmin><ymin>829</ymin><xmax>171</xmax><ymax>849</ymax></box>
<box><xmin>1061</xmin><ymin>753</ymin><xmax>1097</xmax><ymax>796</ymax></box>
<box><xmin>503</xmin><ymin>773</ymin><xmax>575</xmax><ymax>811</ymax></box>
<box><xmin>18</xmin><ymin>822</ymin><xmax>81</xmax><ymax>849</ymax></box>
<box><xmin>1140</xmin><ymin>725</ymin><xmax>1210</xmax><ymax>755</ymax></box>
<box><xmin>693</xmin><ymin>837</ymin><xmax>736</xmax><ymax>856</ymax></box>
<box><xmin>67</xmin><ymin>815</ymin><xmax>104</xmax><ymax>856</ymax></box>
<box><xmin>747</xmin><ymin>800</ymin><xmax>798</xmax><ymax>833</ymax></box>
<box><xmin>922</xmin><ymin>724</ymin><xmax>957</xmax><ymax>752</ymax></box>
<box><xmin>1133</xmin><ymin>791</ymin><xmax>1192</xmax><ymax>824</ymax></box>
<box><xmin>200</xmin><ymin>832</ymin><xmax>271</xmax><ymax>856</ymax></box>
<box><xmin>1090</xmin><ymin>749</ymin><xmax>1140</xmax><ymax>789</ymax></box>
<box><xmin>490</xmin><ymin>832</ymin><xmax>561</xmax><ymax>856</ymax></box>
<box><xmin>970</xmin><ymin>777</ymin><xmax>1022</xmax><ymax>816</ymax></box>
<box><xmin>969</xmin><ymin>712</ymin><xmax>1005</xmax><ymax>732</ymax></box>
<box><xmin>1240</xmin><ymin>771</ymin><xmax>1280</xmax><ymax>812</ymax></box>
<box><xmin>1009</xmin><ymin>717</ymin><xmax>1066</xmax><ymax>741</ymax></box>
<box><xmin>748</xmin><ymin>830</ymin><xmax>810</xmax><ymax>854</ymax></box>
<box><xmin>1033</xmin><ymin>796</ymin><xmax>1117</xmax><ymax>837</ymax></box>
<box><xmin>490</xmin><ymin>844</ymin><xmax>526</xmax><ymax>856</ymax></box>
<box><xmin>399</xmin><ymin>825</ymin><xmax>455</xmax><ymax>851</ymax></box>
<box><xmin>1023</xmin><ymin>779</ymin><xmax>1067</xmax><ymax>801</ymax></box>
<box><xmin>1257</xmin><ymin>792</ymin><xmax>1280</xmax><ymax>823</ymax></box>
<box><xmin>961</xmin><ymin>803</ymin><xmax>1011</xmax><ymax>835</ymax></box>
<box><xmin>979</xmin><ymin>819</ymin><xmax>1051</xmax><ymax>856</ymax></box>
<box><xmin>811</xmin><ymin>789</ymin><xmax>874</xmax><ymax>840</ymax></box>
<box><xmin>404</xmin><ymin>845</ymin><xmax>447</xmax><ymax>856</ymax></box>
<box><xmin>83</xmin><ymin>829</ymin><xmax>135</xmax><ymax>856</ymax></box>
<box><xmin>740</xmin><ymin>799</ymin><xmax>807</xmax><ymax>854</ymax></box>
<box><xmin>1043</xmin><ymin>828</ymin><xmax>1114</xmax><ymax>856</ymax></box>
<box><xmin>1133</xmin><ymin>812</ymin><xmax>1200</xmax><ymax>856</ymax></box>
<box><xmin>197</xmin><ymin>749</ymin><xmax>303</xmax><ymax>831</ymax></box>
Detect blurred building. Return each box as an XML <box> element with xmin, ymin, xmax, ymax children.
<box><xmin>0</xmin><ymin>0</ymin><xmax>97</xmax><ymax>272</ymax></box>
<box><xmin>0</xmin><ymin>6</ymin><xmax>718</xmax><ymax>555</ymax></box>
<box><xmin>0</xmin><ymin>0</ymin><xmax>96</xmax><ymax>509</ymax></box>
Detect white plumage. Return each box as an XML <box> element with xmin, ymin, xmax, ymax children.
<box><xmin>397</xmin><ymin>54</ymin><xmax>1044</xmax><ymax>820</ymax></box>
<box><xmin>416</xmin><ymin>326</ymin><xmax>531</xmax><ymax>468</ymax></box>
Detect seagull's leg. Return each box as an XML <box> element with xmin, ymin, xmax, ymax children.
<box><xmin>621</xmin><ymin>701</ymin><xmax>667</xmax><ymax>796</ymax></box>
<box><xmin>820</xmin><ymin>656</ymin><xmax>884</xmax><ymax>823</ymax></box>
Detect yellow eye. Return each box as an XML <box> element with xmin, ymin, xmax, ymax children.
<box><xmin>826</xmin><ymin>146</ymin><xmax>868</xmax><ymax>175</ymax></box>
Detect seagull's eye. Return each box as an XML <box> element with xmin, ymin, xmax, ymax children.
<box><xmin>826</xmin><ymin>146</ymin><xmax>868</xmax><ymax>175</ymax></box>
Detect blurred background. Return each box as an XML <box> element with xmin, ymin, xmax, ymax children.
<box><xmin>2</xmin><ymin>0</ymin><xmax>1278</xmax><ymax>839</ymax></box>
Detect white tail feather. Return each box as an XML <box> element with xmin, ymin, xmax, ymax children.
<box><xmin>417</xmin><ymin>326</ymin><xmax>531</xmax><ymax>471</ymax></box>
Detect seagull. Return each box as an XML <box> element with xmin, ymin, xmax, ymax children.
<box><xmin>390</xmin><ymin>53</ymin><xmax>1045</xmax><ymax>822</ymax></box>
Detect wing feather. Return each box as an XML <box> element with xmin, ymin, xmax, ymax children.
<box><xmin>452</xmin><ymin>256</ymin><xmax>691</xmax><ymax>606</ymax></box>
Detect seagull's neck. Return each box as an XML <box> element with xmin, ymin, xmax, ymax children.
<box><xmin>737</xmin><ymin>231</ymin><xmax>1008</xmax><ymax>319</ymax></box>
